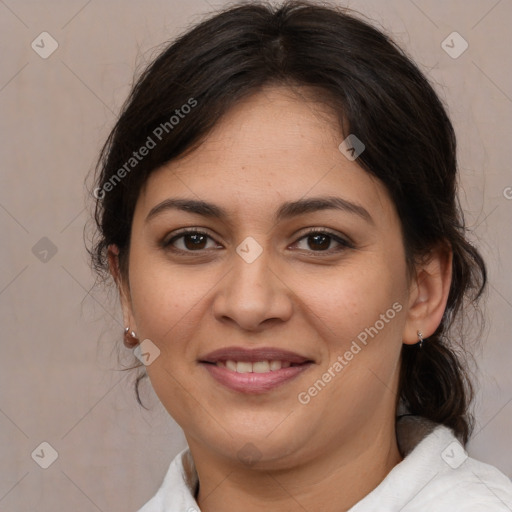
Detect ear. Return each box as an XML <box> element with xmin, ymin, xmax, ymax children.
<box><xmin>107</xmin><ymin>244</ymin><xmax>138</xmax><ymax>334</ymax></box>
<box><xmin>402</xmin><ymin>242</ymin><xmax>453</xmax><ymax>345</ymax></box>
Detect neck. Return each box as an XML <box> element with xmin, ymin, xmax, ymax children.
<box><xmin>191</xmin><ymin>420</ymin><xmax>403</xmax><ymax>512</ymax></box>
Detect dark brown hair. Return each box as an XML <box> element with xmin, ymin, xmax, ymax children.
<box><xmin>88</xmin><ymin>0</ymin><xmax>486</xmax><ymax>444</ymax></box>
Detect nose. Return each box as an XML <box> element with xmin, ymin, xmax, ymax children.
<box><xmin>212</xmin><ymin>243</ymin><xmax>294</xmax><ymax>332</ymax></box>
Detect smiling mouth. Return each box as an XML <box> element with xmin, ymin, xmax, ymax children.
<box><xmin>199</xmin><ymin>346</ymin><xmax>314</xmax><ymax>366</ymax></box>
<box><xmin>203</xmin><ymin>360</ymin><xmax>308</xmax><ymax>373</ymax></box>
<box><xmin>198</xmin><ymin>347</ymin><xmax>314</xmax><ymax>394</ymax></box>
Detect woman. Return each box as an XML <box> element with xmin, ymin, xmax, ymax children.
<box><xmin>89</xmin><ymin>1</ymin><xmax>512</xmax><ymax>510</ymax></box>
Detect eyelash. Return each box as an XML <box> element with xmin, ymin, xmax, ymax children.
<box><xmin>162</xmin><ymin>227</ymin><xmax>354</xmax><ymax>255</ymax></box>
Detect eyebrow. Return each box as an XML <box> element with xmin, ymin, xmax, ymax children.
<box><xmin>145</xmin><ymin>196</ymin><xmax>374</xmax><ymax>225</ymax></box>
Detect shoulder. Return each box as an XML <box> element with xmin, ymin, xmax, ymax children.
<box><xmin>350</xmin><ymin>416</ymin><xmax>512</xmax><ymax>511</ymax></box>
<box><xmin>400</xmin><ymin>418</ymin><xmax>512</xmax><ymax>511</ymax></box>
<box><xmin>136</xmin><ymin>448</ymin><xmax>199</xmax><ymax>512</ymax></box>
<box><xmin>419</xmin><ymin>452</ymin><xmax>512</xmax><ymax>511</ymax></box>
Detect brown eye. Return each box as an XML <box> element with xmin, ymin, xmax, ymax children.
<box><xmin>306</xmin><ymin>233</ymin><xmax>331</xmax><ymax>251</ymax></box>
<box><xmin>163</xmin><ymin>230</ymin><xmax>220</xmax><ymax>252</ymax></box>
<box><xmin>294</xmin><ymin>229</ymin><xmax>352</xmax><ymax>253</ymax></box>
<box><xmin>181</xmin><ymin>233</ymin><xmax>208</xmax><ymax>250</ymax></box>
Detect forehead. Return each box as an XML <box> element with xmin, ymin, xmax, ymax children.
<box><xmin>136</xmin><ymin>86</ymin><xmax>396</xmax><ymax>226</ymax></box>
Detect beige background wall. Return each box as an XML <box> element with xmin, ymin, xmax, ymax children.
<box><xmin>0</xmin><ymin>0</ymin><xmax>511</xmax><ymax>510</ymax></box>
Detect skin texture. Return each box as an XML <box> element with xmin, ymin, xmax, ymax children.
<box><xmin>109</xmin><ymin>86</ymin><xmax>452</xmax><ymax>511</ymax></box>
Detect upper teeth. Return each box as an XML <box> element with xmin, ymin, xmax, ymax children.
<box><xmin>216</xmin><ymin>360</ymin><xmax>292</xmax><ymax>373</ymax></box>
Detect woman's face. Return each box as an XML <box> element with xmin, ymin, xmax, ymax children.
<box><xmin>119</xmin><ymin>86</ymin><xmax>422</xmax><ymax>469</ymax></box>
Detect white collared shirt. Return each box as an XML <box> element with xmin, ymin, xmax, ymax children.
<box><xmin>137</xmin><ymin>416</ymin><xmax>512</xmax><ymax>511</ymax></box>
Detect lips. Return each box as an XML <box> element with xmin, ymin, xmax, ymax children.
<box><xmin>198</xmin><ymin>346</ymin><xmax>314</xmax><ymax>394</ymax></box>
<box><xmin>199</xmin><ymin>347</ymin><xmax>312</xmax><ymax>365</ymax></box>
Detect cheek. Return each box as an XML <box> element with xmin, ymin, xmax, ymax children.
<box><xmin>296</xmin><ymin>266</ymin><xmax>407</xmax><ymax>420</ymax></box>
<box><xmin>128</xmin><ymin>249</ymin><xmax>208</xmax><ymax>342</ymax></box>
<box><xmin>126</xmin><ymin>255</ymin><xmax>212</xmax><ymax>426</ymax></box>
<box><xmin>289</xmin><ymin>261</ymin><xmax>406</xmax><ymax>345</ymax></box>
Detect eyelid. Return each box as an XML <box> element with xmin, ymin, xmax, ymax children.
<box><xmin>162</xmin><ymin>227</ymin><xmax>214</xmax><ymax>244</ymax></box>
<box><xmin>293</xmin><ymin>227</ymin><xmax>354</xmax><ymax>248</ymax></box>
<box><xmin>162</xmin><ymin>227</ymin><xmax>221</xmax><ymax>251</ymax></box>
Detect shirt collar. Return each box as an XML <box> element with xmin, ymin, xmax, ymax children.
<box><xmin>139</xmin><ymin>415</ymin><xmax>456</xmax><ymax>511</ymax></box>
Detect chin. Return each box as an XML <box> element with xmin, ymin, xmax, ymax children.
<box><xmin>196</xmin><ymin>426</ymin><xmax>312</xmax><ymax>469</ymax></box>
